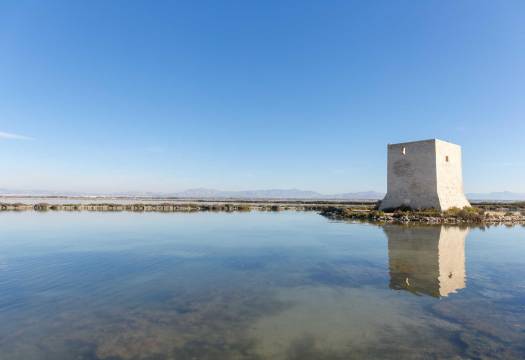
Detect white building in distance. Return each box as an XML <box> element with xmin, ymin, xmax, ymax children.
<box><xmin>379</xmin><ymin>139</ymin><xmax>470</xmax><ymax>211</ymax></box>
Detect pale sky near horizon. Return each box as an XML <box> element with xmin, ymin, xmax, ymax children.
<box><xmin>1</xmin><ymin>1</ymin><xmax>524</xmax><ymax>194</ymax></box>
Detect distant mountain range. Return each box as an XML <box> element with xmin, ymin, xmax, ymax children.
<box><xmin>1</xmin><ymin>188</ymin><xmax>524</xmax><ymax>201</ymax></box>
<box><xmin>172</xmin><ymin>188</ymin><xmax>385</xmax><ymax>200</ymax></box>
<box><xmin>0</xmin><ymin>187</ymin><xmax>384</xmax><ymax>200</ymax></box>
<box><xmin>172</xmin><ymin>189</ymin><xmax>525</xmax><ymax>201</ymax></box>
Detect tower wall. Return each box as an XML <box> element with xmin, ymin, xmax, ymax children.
<box><xmin>435</xmin><ymin>140</ymin><xmax>471</xmax><ymax>210</ymax></box>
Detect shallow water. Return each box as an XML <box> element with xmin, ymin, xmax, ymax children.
<box><xmin>0</xmin><ymin>211</ymin><xmax>524</xmax><ymax>359</ymax></box>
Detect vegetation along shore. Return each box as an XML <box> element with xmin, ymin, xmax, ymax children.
<box><xmin>1</xmin><ymin>200</ymin><xmax>525</xmax><ymax>225</ymax></box>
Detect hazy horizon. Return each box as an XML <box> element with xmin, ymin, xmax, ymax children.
<box><xmin>1</xmin><ymin>186</ymin><xmax>525</xmax><ymax>202</ymax></box>
<box><xmin>2</xmin><ymin>1</ymin><xmax>524</xmax><ymax>193</ymax></box>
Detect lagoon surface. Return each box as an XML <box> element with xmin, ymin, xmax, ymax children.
<box><xmin>1</xmin><ymin>211</ymin><xmax>525</xmax><ymax>359</ymax></box>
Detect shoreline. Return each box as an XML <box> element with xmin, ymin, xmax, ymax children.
<box><xmin>1</xmin><ymin>200</ymin><xmax>525</xmax><ymax>226</ymax></box>
<box><xmin>320</xmin><ymin>208</ymin><xmax>525</xmax><ymax>226</ymax></box>
<box><xmin>0</xmin><ymin>201</ymin><xmax>347</xmax><ymax>213</ymax></box>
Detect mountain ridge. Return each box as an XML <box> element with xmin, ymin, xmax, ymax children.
<box><xmin>1</xmin><ymin>188</ymin><xmax>524</xmax><ymax>201</ymax></box>
<box><xmin>0</xmin><ymin>187</ymin><xmax>383</xmax><ymax>200</ymax></box>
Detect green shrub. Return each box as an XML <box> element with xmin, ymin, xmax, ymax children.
<box><xmin>381</xmin><ymin>205</ymin><xmax>412</xmax><ymax>213</ymax></box>
<box><xmin>392</xmin><ymin>210</ymin><xmax>409</xmax><ymax>218</ymax></box>
<box><xmin>443</xmin><ymin>206</ymin><xmax>484</xmax><ymax>222</ymax></box>
<box><xmin>515</xmin><ymin>202</ymin><xmax>525</xmax><ymax>209</ymax></box>
<box><xmin>34</xmin><ymin>203</ymin><xmax>50</xmax><ymax>211</ymax></box>
<box><xmin>417</xmin><ymin>208</ymin><xmax>441</xmax><ymax>217</ymax></box>
<box><xmin>369</xmin><ymin>210</ymin><xmax>385</xmax><ymax>217</ymax></box>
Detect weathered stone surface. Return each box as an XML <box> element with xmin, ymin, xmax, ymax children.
<box><xmin>380</xmin><ymin>139</ymin><xmax>471</xmax><ymax>211</ymax></box>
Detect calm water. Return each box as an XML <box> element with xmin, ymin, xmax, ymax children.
<box><xmin>1</xmin><ymin>212</ymin><xmax>525</xmax><ymax>359</ymax></box>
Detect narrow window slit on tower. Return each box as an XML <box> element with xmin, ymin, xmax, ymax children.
<box><xmin>446</xmin><ymin>156</ymin><xmax>449</xmax><ymax>162</ymax></box>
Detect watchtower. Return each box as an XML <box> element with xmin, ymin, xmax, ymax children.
<box><xmin>379</xmin><ymin>139</ymin><xmax>470</xmax><ymax>211</ymax></box>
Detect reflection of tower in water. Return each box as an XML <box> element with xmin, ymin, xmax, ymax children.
<box><xmin>384</xmin><ymin>225</ymin><xmax>468</xmax><ymax>297</ymax></box>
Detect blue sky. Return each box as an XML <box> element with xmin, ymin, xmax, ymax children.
<box><xmin>1</xmin><ymin>1</ymin><xmax>524</xmax><ymax>194</ymax></box>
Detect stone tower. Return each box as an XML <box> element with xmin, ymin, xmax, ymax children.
<box><xmin>379</xmin><ymin>139</ymin><xmax>470</xmax><ymax>211</ymax></box>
